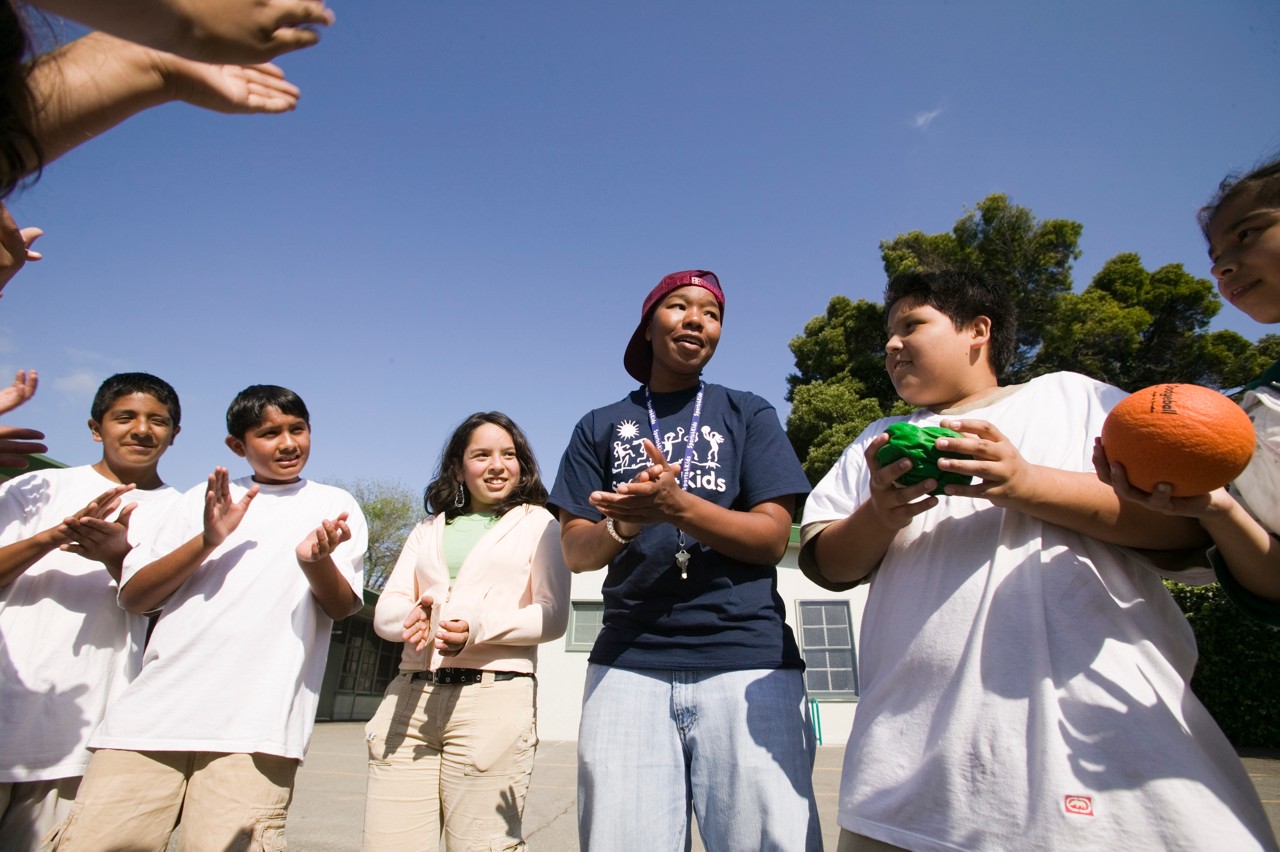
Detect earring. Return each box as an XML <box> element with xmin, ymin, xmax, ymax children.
<box><xmin>453</xmin><ymin>482</ymin><xmax>466</xmax><ymax>509</ymax></box>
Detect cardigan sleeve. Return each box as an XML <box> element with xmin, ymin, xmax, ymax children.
<box><xmin>373</xmin><ymin>520</ymin><xmax>431</xmax><ymax>642</ymax></box>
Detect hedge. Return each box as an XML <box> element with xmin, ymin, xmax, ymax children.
<box><xmin>1165</xmin><ymin>581</ymin><xmax>1280</xmax><ymax>747</ymax></box>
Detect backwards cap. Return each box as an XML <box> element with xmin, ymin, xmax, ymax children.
<box><xmin>623</xmin><ymin>269</ymin><xmax>725</xmax><ymax>384</ymax></box>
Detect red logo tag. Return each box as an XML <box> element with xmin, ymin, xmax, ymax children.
<box><xmin>1064</xmin><ymin>795</ymin><xmax>1093</xmax><ymax>816</ymax></box>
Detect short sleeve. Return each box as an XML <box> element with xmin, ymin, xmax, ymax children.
<box><xmin>547</xmin><ymin>413</ymin><xmax>606</xmax><ymax>523</ymax></box>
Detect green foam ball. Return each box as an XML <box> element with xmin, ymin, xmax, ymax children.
<box><xmin>874</xmin><ymin>421</ymin><xmax>974</xmax><ymax>496</ymax></box>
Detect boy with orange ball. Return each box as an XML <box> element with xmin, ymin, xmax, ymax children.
<box><xmin>1099</xmin><ymin>156</ymin><xmax>1280</xmax><ymax>621</ymax></box>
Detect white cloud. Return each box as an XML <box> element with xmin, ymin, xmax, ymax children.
<box><xmin>913</xmin><ymin>106</ymin><xmax>944</xmax><ymax>130</ymax></box>
<box><xmin>53</xmin><ymin>370</ymin><xmax>100</xmax><ymax>396</ymax></box>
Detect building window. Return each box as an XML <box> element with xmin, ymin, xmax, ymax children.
<box><xmin>797</xmin><ymin>600</ymin><xmax>857</xmax><ymax>699</ymax></box>
<box><xmin>566</xmin><ymin>601</ymin><xmax>604</xmax><ymax>652</ymax></box>
<box><xmin>337</xmin><ymin>619</ymin><xmax>399</xmax><ymax>696</ymax></box>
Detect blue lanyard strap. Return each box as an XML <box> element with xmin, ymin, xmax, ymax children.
<box><xmin>643</xmin><ymin>382</ymin><xmax>704</xmax><ymax>489</ymax></box>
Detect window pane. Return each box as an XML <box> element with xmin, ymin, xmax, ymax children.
<box><xmin>796</xmin><ymin>600</ymin><xmax>857</xmax><ymax>696</ymax></box>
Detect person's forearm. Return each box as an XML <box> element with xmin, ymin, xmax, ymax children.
<box><xmin>664</xmin><ymin>495</ymin><xmax>793</xmax><ymax>566</ymax></box>
<box><xmin>1001</xmin><ymin>467</ymin><xmax>1208</xmax><ymax>550</ymax></box>
<box><xmin>1202</xmin><ymin>501</ymin><xmax>1280</xmax><ymax>602</ymax></box>
<box><xmin>299</xmin><ymin>555</ymin><xmax>361</xmax><ymax>620</ymax></box>
<box><xmin>27</xmin><ymin>32</ymin><xmax>174</xmax><ymax>166</ymax></box>
<box><xmin>0</xmin><ymin>530</ymin><xmax>61</xmax><ymax>588</ymax></box>
<box><xmin>119</xmin><ymin>534</ymin><xmax>210</xmax><ymax>613</ymax></box>
<box><xmin>809</xmin><ymin>506</ymin><xmax>898</xmax><ymax>587</ymax></box>
<box><xmin>559</xmin><ymin>514</ymin><xmax>624</xmax><ymax>573</ymax></box>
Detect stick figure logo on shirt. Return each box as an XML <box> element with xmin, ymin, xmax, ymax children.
<box><xmin>610</xmin><ymin>418</ymin><xmax>727</xmax><ymax>493</ymax></box>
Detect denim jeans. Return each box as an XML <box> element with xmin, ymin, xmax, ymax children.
<box><xmin>578</xmin><ymin>664</ymin><xmax>822</xmax><ymax>851</ymax></box>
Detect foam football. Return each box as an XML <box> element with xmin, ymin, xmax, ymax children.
<box><xmin>1100</xmin><ymin>383</ymin><xmax>1255</xmax><ymax>496</ymax></box>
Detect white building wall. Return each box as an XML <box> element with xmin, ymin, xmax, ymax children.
<box><xmin>533</xmin><ymin>536</ymin><xmax>869</xmax><ymax>744</ymax></box>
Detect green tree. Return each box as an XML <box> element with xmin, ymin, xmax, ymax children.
<box><xmin>1030</xmin><ymin>254</ymin><xmax>1246</xmax><ymax>392</ymax></box>
<box><xmin>335</xmin><ymin>479</ymin><xmax>421</xmax><ymax>591</ymax></box>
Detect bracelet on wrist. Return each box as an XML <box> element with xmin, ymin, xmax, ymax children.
<box><xmin>605</xmin><ymin>517</ymin><xmax>635</xmax><ymax>545</ymax></box>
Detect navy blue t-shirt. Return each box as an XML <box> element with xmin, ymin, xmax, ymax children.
<box><xmin>548</xmin><ymin>383</ymin><xmax>809</xmax><ymax>671</ymax></box>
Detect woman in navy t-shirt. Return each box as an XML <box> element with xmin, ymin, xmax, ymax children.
<box><xmin>548</xmin><ymin>269</ymin><xmax>821</xmax><ymax>851</ymax></box>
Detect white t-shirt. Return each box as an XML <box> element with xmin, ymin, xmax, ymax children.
<box><xmin>802</xmin><ymin>372</ymin><xmax>1275</xmax><ymax>851</ymax></box>
<box><xmin>0</xmin><ymin>465</ymin><xmax>178</xmax><ymax>783</ymax></box>
<box><xmin>90</xmin><ymin>476</ymin><xmax>366</xmax><ymax>761</ymax></box>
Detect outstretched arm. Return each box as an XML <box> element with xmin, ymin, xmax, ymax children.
<box><xmin>0</xmin><ymin>484</ymin><xmax>132</xmax><ymax>588</ymax></box>
<box><xmin>26</xmin><ymin>32</ymin><xmax>299</xmax><ymax>170</ymax></box>
<box><xmin>32</xmin><ymin>0</ymin><xmax>335</xmax><ymax>65</ymax></box>
<box><xmin>936</xmin><ymin>419</ymin><xmax>1208</xmax><ymax>550</ymax></box>
<box><xmin>120</xmin><ymin>467</ymin><xmax>257</xmax><ymax>613</ymax></box>
<box><xmin>0</xmin><ymin>426</ymin><xmax>47</xmax><ymax>469</ymax></box>
<box><xmin>1096</xmin><ymin>440</ymin><xmax>1280</xmax><ymax>602</ymax></box>
<box><xmin>295</xmin><ymin>512</ymin><xmax>362</xmax><ymax>620</ymax></box>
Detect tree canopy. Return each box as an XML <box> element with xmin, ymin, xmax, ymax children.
<box><xmin>786</xmin><ymin>194</ymin><xmax>1277</xmax><ymax>484</ymax></box>
<box><xmin>335</xmin><ymin>478</ymin><xmax>422</xmax><ymax>592</ymax></box>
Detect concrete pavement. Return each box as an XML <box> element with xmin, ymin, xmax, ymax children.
<box><xmin>287</xmin><ymin>723</ymin><xmax>1280</xmax><ymax>850</ymax></box>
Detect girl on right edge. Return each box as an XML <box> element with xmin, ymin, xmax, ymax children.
<box><xmin>1099</xmin><ymin>155</ymin><xmax>1280</xmax><ymax>623</ymax></box>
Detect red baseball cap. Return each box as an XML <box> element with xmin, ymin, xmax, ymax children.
<box><xmin>623</xmin><ymin>269</ymin><xmax>725</xmax><ymax>384</ymax></box>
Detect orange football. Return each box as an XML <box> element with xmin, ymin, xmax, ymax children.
<box><xmin>1101</xmin><ymin>383</ymin><xmax>1255</xmax><ymax>496</ymax></box>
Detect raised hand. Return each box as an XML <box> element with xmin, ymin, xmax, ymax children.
<box><xmin>62</xmin><ymin>502</ymin><xmax>136</xmax><ymax>580</ymax></box>
<box><xmin>402</xmin><ymin>593</ymin><xmax>434</xmax><ymax>651</ymax></box>
<box><xmin>296</xmin><ymin>512</ymin><xmax>351</xmax><ymax>563</ymax></box>
<box><xmin>0</xmin><ymin>203</ymin><xmax>42</xmax><ymax>296</ymax></box>
<box><xmin>34</xmin><ymin>0</ymin><xmax>336</xmax><ymax>65</ymax></box>
<box><xmin>162</xmin><ymin>58</ymin><xmax>301</xmax><ymax>115</ymax></box>
<box><xmin>0</xmin><ymin>370</ymin><xmax>38</xmax><ymax>416</ymax></box>
<box><xmin>202</xmin><ymin>467</ymin><xmax>258</xmax><ymax>548</ymax></box>
<box><xmin>589</xmin><ymin>440</ymin><xmax>687</xmax><ymax>531</ymax></box>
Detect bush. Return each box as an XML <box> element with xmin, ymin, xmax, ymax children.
<box><xmin>1166</xmin><ymin>581</ymin><xmax>1280</xmax><ymax>747</ymax></box>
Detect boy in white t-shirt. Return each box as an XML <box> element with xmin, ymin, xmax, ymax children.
<box><xmin>49</xmin><ymin>384</ymin><xmax>367</xmax><ymax>852</ymax></box>
<box><xmin>800</xmin><ymin>270</ymin><xmax>1276</xmax><ymax>851</ymax></box>
<box><xmin>0</xmin><ymin>372</ymin><xmax>182</xmax><ymax>850</ymax></box>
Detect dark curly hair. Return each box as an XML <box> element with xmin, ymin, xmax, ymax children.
<box><xmin>424</xmin><ymin>412</ymin><xmax>547</xmax><ymax>520</ymax></box>
<box><xmin>1199</xmin><ymin>155</ymin><xmax>1280</xmax><ymax>239</ymax></box>
<box><xmin>0</xmin><ymin>1</ymin><xmax>42</xmax><ymax>199</ymax></box>
<box><xmin>884</xmin><ymin>268</ymin><xmax>1018</xmax><ymax>378</ymax></box>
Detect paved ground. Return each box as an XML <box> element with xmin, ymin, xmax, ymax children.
<box><xmin>287</xmin><ymin>723</ymin><xmax>1280</xmax><ymax>850</ymax></box>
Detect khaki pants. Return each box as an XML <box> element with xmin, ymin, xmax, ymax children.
<box><xmin>47</xmin><ymin>749</ymin><xmax>298</xmax><ymax>852</ymax></box>
<box><xmin>363</xmin><ymin>672</ymin><xmax>538</xmax><ymax>851</ymax></box>
<box><xmin>0</xmin><ymin>777</ymin><xmax>79</xmax><ymax>852</ymax></box>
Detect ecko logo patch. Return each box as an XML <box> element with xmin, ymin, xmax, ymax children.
<box><xmin>1064</xmin><ymin>795</ymin><xmax>1094</xmax><ymax>817</ymax></box>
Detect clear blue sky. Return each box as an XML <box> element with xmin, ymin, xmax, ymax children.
<box><xmin>5</xmin><ymin>0</ymin><xmax>1280</xmax><ymax>492</ymax></box>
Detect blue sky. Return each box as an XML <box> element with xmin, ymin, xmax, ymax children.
<box><xmin>5</xmin><ymin>0</ymin><xmax>1280</xmax><ymax>493</ymax></box>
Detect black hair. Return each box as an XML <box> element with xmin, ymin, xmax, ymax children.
<box><xmin>424</xmin><ymin>411</ymin><xmax>547</xmax><ymax>520</ymax></box>
<box><xmin>884</xmin><ymin>268</ymin><xmax>1018</xmax><ymax>378</ymax></box>
<box><xmin>1199</xmin><ymin>155</ymin><xmax>1280</xmax><ymax>239</ymax></box>
<box><xmin>226</xmin><ymin>384</ymin><xmax>309</xmax><ymax>439</ymax></box>
<box><xmin>90</xmin><ymin>372</ymin><xmax>181</xmax><ymax>428</ymax></box>
<box><xmin>0</xmin><ymin>1</ymin><xmax>42</xmax><ymax>199</ymax></box>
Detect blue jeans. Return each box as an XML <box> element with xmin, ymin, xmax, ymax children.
<box><xmin>577</xmin><ymin>664</ymin><xmax>822</xmax><ymax>851</ymax></box>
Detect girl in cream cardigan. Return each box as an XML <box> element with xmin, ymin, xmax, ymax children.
<box><xmin>362</xmin><ymin>412</ymin><xmax>570</xmax><ymax>852</ymax></box>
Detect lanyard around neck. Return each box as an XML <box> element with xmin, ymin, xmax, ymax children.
<box><xmin>643</xmin><ymin>382</ymin><xmax>704</xmax><ymax>489</ymax></box>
